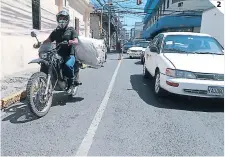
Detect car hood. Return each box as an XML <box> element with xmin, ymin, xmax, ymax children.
<box><xmin>163</xmin><ymin>53</ymin><xmax>224</xmax><ymax>74</ymax></box>
<box><xmin>129</xmin><ymin>47</ymin><xmax>146</xmax><ymax>51</ymax></box>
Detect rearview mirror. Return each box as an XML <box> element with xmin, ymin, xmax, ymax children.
<box><xmin>33</xmin><ymin>42</ymin><xmax>41</xmax><ymax>49</ymax></box>
<box><xmin>150</xmin><ymin>46</ymin><xmax>158</xmax><ymax>52</ymax></box>
<box><xmin>31</xmin><ymin>31</ymin><xmax>36</xmax><ymax>37</ymax></box>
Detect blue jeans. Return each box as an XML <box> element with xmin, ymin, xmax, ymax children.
<box><xmin>64</xmin><ymin>55</ymin><xmax>75</xmax><ymax>85</ymax></box>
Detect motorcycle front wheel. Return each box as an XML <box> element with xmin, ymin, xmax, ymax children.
<box><xmin>26</xmin><ymin>72</ymin><xmax>53</xmax><ymax>118</ymax></box>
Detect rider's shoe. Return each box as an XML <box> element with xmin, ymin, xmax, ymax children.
<box><xmin>67</xmin><ymin>86</ymin><xmax>73</xmax><ymax>94</ymax></box>
<box><xmin>67</xmin><ymin>85</ymin><xmax>78</xmax><ymax>95</ymax></box>
<box><xmin>74</xmin><ymin>81</ymin><xmax>82</xmax><ymax>86</ymax></box>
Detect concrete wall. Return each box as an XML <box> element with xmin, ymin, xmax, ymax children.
<box><xmin>90</xmin><ymin>14</ymin><xmax>101</xmax><ymax>39</ymax></box>
<box><xmin>1</xmin><ymin>0</ymin><xmax>57</xmax><ymax>33</ymax></box>
<box><xmin>1</xmin><ymin>0</ymin><xmax>58</xmax><ymax>79</ymax></box>
<box><xmin>67</xmin><ymin>0</ymin><xmax>92</xmax><ymax>37</ymax></box>
<box><xmin>164</xmin><ymin>0</ymin><xmax>212</xmax><ymax>15</ymax></box>
<box><xmin>200</xmin><ymin>7</ymin><xmax>224</xmax><ymax>47</ymax></box>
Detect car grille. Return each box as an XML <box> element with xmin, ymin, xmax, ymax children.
<box><xmin>183</xmin><ymin>89</ymin><xmax>207</xmax><ymax>95</ymax></box>
<box><xmin>194</xmin><ymin>73</ymin><xmax>224</xmax><ymax>81</ymax></box>
<box><xmin>131</xmin><ymin>50</ymin><xmax>142</xmax><ymax>53</ymax></box>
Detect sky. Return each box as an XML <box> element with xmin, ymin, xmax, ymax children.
<box><xmin>116</xmin><ymin>0</ymin><xmax>147</xmax><ymax>31</ymax></box>
<box><xmin>90</xmin><ymin>0</ymin><xmax>148</xmax><ymax>31</ymax></box>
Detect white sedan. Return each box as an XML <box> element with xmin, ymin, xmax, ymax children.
<box><xmin>143</xmin><ymin>32</ymin><xmax>224</xmax><ymax>98</ymax></box>
<box><xmin>127</xmin><ymin>41</ymin><xmax>149</xmax><ymax>59</ymax></box>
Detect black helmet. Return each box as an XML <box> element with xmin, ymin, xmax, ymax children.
<box><xmin>56</xmin><ymin>10</ymin><xmax>70</xmax><ymax>29</ymax></box>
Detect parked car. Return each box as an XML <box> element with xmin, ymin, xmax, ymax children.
<box><xmin>127</xmin><ymin>41</ymin><xmax>149</xmax><ymax>59</ymax></box>
<box><xmin>123</xmin><ymin>42</ymin><xmax>133</xmax><ymax>53</ymax></box>
<box><xmin>143</xmin><ymin>32</ymin><xmax>224</xmax><ymax>98</ymax></box>
<box><xmin>140</xmin><ymin>41</ymin><xmax>152</xmax><ymax>64</ymax></box>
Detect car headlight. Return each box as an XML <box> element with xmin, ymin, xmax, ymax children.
<box><xmin>39</xmin><ymin>53</ymin><xmax>48</xmax><ymax>59</ymax></box>
<box><xmin>166</xmin><ymin>68</ymin><xmax>196</xmax><ymax>79</ymax></box>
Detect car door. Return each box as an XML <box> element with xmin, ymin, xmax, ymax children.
<box><xmin>146</xmin><ymin>36</ymin><xmax>158</xmax><ymax>76</ymax></box>
<box><xmin>151</xmin><ymin>34</ymin><xmax>164</xmax><ymax>75</ymax></box>
<box><xmin>146</xmin><ymin>35</ymin><xmax>163</xmax><ymax>76</ymax></box>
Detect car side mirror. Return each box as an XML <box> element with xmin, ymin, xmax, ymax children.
<box><xmin>149</xmin><ymin>46</ymin><xmax>158</xmax><ymax>52</ymax></box>
<box><xmin>31</xmin><ymin>31</ymin><xmax>37</xmax><ymax>37</ymax></box>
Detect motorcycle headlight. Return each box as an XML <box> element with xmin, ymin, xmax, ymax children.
<box><xmin>39</xmin><ymin>53</ymin><xmax>47</xmax><ymax>59</ymax></box>
<box><xmin>166</xmin><ymin>68</ymin><xmax>196</xmax><ymax>79</ymax></box>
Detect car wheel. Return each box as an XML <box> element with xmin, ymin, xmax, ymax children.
<box><xmin>130</xmin><ymin>56</ymin><xmax>132</xmax><ymax>59</ymax></box>
<box><xmin>154</xmin><ymin>71</ymin><xmax>165</xmax><ymax>97</ymax></box>
<box><xmin>141</xmin><ymin>57</ymin><xmax>144</xmax><ymax>64</ymax></box>
<box><xmin>143</xmin><ymin>64</ymin><xmax>149</xmax><ymax>79</ymax></box>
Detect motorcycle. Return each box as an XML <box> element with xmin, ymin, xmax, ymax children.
<box><xmin>26</xmin><ymin>31</ymin><xmax>81</xmax><ymax>117</ymax></box>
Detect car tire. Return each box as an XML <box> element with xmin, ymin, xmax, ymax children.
<box><xmin>143</xmin><ymin>64</ymin><xmax>149</xmax><ymax>79</ymax></box>
<box><xmin>154</xmin><ymin>71</ymin><xmax>165</xmax><ymax>97</ymax></box>
<box><xmin>130</xmin><ymin>56</ymin><xmax>132</xmax><ymax>59</ymax></box>
<box><xmin>141</xmin><ymin>57</ymin><xmax>144</xmax><ymax>64</ymax></box>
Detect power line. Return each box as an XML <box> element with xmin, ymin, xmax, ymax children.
<box><xmin>92</xmin><ymin>10</ymin><xmax>203</xmax><ymax>16</ymax></box>
<box><xmin>95</xmin><ymin>7</ymin><xmax>205</xmax><ymax>13</ymax></box>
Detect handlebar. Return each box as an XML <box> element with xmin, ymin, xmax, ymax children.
<box><xmin>46</xmin><ymin>41</ymin><xmax>68</xmax><ymax>53</ymax></box>
<box><xmin>58</xmin><ymin>41</ymin><xmax>69</xmax><ymax>46</ymax></box>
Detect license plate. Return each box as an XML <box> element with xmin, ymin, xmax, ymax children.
<box><xmin>207</xmin><ymin>86</ymin><xmax>224</xmax><ymax>96</ymax></box>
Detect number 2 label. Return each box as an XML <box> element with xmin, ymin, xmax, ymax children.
<box><xmin>217</xmin><ymin>1</ymin><xmax>221</xmax><ymax>7</ymax></box>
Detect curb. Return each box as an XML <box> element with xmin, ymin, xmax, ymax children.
<box><xmin>1</xmin><ymin>90</ymin><xmax>26</xmax><ymax>110</ymax></box>
<box><xmin>1</xmin><ymin>64</ymin><xmax>87</xmax><ymax>109</ymax></box>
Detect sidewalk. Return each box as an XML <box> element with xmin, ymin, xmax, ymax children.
<box><xmin>1</xmin><ymin>68</ymin><xmax>38</xmax><ymax>109</ymax></box>
<box><xmin>0</xmin><ymin>65</ymin><xmax>88</xmax><ymax>109</ymax></box>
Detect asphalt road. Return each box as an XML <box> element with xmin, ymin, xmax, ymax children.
<box><xmin>1</xmin><ymin>54</ymin><xmax>224</xmax><ymax>156</ymax></box>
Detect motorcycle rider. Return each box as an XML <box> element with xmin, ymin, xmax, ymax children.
<box><xmin>43</xmin><ymin>9</ymin><xmax>81</xmax><ymax>94</ymax></box>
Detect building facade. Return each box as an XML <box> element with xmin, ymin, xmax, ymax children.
<box><xmin>125</xmin><ymin>32</ymin><xmax>130</xmax><ymax>41</ymax></box>
<box><xmin>142</xmin><ymin>0</ymin><xmax>213</xmax><ymax>39</ymax></box>
<box><xmin>134</xmin><ymin>22</ymin><xmax>143</xmax><ymax>39</ymax></box>
<box><xmin>200</xmin><ymin>7</ymin><xmax>224</xmax><ymax>47</ymax></box>
<box><xmin>1</xmin><ymin>0</ymin><xmax>92</xmax><ymax>78</ymax></box>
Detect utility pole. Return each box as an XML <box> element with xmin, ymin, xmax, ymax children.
<box><xmin>101</xmin><ymin>3</ymin><xmax>112</xmax><ymax>39</ymax></box>
<box><xmin>108</xmin><ymin>0</ymin><xmax>111</xmax><ymax>51</ymax></box>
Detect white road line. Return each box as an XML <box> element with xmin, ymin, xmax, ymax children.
<box><xmin>76</xmin><ymin>60</ymin><xmax>122</xmax><ymax>156</ymax></box>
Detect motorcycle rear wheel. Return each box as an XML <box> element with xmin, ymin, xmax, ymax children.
<box><xmin>26</xmin><ymin>72</ymin><xmax>53</xmax><ymax>118</ymax></box>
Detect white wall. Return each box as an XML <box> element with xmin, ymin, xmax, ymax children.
<box><xmin>0</xmin><ymin>0</ymin><xmax>58</xmax><ymax>78</ymax></box>
<box><xmin>200</xmin><ymin>7</ymin><xmax>224</xmax><ymax>47</ymax></box>
<box><xmin>0</xmin><ymin>0</ymin><xmax>92</xmax><ymax>78</ymax></box>
<box><xmin>90</xmin><ymin>14</ymin><xmax>101</xmax><ymax>39</ymax></box>
<box><xmin>67</xmin><ymin>0</ymin><xmax>91</xmax><ymax>37</ymax></box>
<box><xmin>1</xmin><ymin>0</ymin><xmax>57</xmax><ymax>33</ymax></box>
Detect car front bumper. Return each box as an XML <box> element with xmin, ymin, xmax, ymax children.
<box><xmin>160</xmin><ymin>74</ymin><xmax>224</xmax><ymax>98</ymax></box>
<box><xmin>128</xmin><ymin>52</ymin><xmax>142</xmax><ymax>58</ymax></box>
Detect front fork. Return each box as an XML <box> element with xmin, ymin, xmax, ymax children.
<box><xmin>45</xmin><ymin>74</ymin><xmax>51</xmax><ymax>95</ymax></box>
<box><xmin>44</xmin><ymin>65</ymin><xmax>53</xmax><ymax>95</ymax></box>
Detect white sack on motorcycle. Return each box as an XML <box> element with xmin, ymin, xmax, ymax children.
<box><xmin>74</xmin><ymin>37</ymin><xmax>101</xmax><ymax>68</ymax></box>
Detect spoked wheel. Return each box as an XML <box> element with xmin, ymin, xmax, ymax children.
<box><xmin>26</xmin><ymin>72</ymin><xmax>53</xmax><ymax>118</ymax></box>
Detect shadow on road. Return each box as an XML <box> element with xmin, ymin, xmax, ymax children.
<box><xmin>135</xmin><ymin>61</ymin><xmax>142</xmax><ymax>65</ymax></box>
<box><xmin>130</xmin><ymin>74</ymin><xmax>224</xmax><ymax>112</ymax></box>
<box><xmin>2</xmin><ymin>92</ymin><xmax>84</xmax><ymax>124</ymax></box>
<box><xmin>123</xmin><ymin>57</ymin><xmax>140</xmax><ymax>60</ymax></box>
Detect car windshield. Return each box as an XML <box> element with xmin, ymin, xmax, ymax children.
<box><xmin>163</xmin><ymin>35</ymin><xmax>224</xmax><ymax>55</ymax></box>
<box><xmin>136</xmin><ymin>42</ymin><xmax>149</xmax><ymax>48</ymax></box>
<box><xmin>124</xmin><ymin>43</ymin><xmax>133</xmax><ymax>47</ymax></box>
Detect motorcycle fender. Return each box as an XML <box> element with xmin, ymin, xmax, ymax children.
<box><xmin>28</xmin><ymin>58</ymin><xmax>48</xmax><ymax>66</ymax></box>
